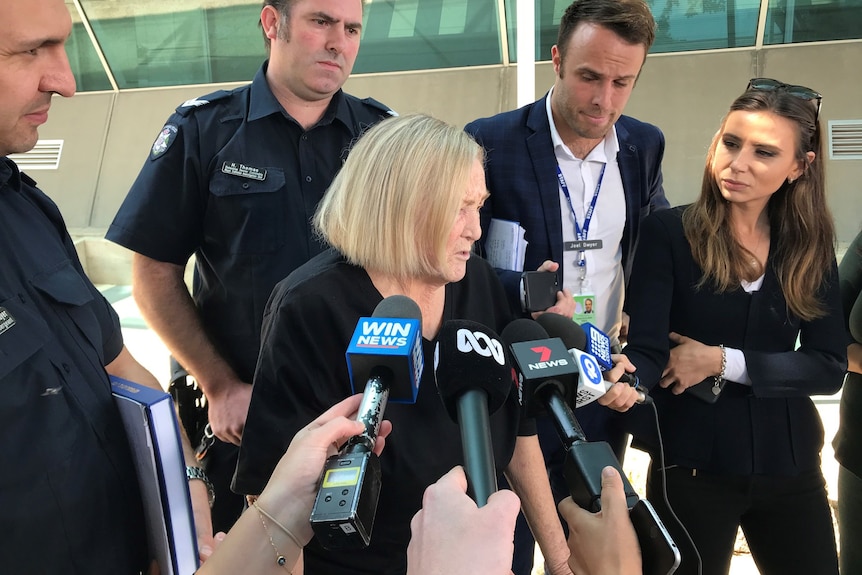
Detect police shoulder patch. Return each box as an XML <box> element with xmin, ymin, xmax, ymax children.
<box><xmin>151</xmin><ymin>124</ymin><xmax>178</xmax><ymax>159</ymax></box>
<box><xmin>174</xmin><ymin>89</ymin><xmax>232</xmax><ymax>116</ymax></box>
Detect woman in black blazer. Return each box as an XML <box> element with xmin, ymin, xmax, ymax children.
<box><xmin>619</xmin><ymin>80</ymin><xmax>847</xmax><ymax>575</ymax></box>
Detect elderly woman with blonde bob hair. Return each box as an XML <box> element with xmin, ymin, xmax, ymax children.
<box><xmin>234</xmin><ymin>114</ymin><xmax>582</xmax><ymax>575</ymax></box>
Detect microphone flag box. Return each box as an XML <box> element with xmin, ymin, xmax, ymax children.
<box><xmin>580</xmin><ymin>322</ymin><xmax>613</xmax><ymax>370</ymax></box>
<box><xmin>508</xmin><ymin>337</ymin><xmax>577</xmax><ymax>415</ymax></box>
<box><xmin>111</xmin><ymin>376</ymin><xmax>198</xmax><ymax>575</ymax></box>
<box><xmin>346</xmin><ymin>316</ymin><xmax>423</xmax><ymax>403</ymax></box>
<box><xmin>570</xmin><ymin>348</ymin><xmax>606</xmax><ymax>408</ymax></box>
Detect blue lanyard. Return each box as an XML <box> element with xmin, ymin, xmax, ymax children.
<box><xmin>557</xmin><ymin>163</ymin><xmax>606</xmax><ymax>268</ymax></box>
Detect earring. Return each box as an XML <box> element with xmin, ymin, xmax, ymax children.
<box><xmin>787</xmin><ymin>177</ymin><xmax>796</xmax><ymax>184</ymax></box>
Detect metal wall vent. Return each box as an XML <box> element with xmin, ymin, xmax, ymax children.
<box><xmin>7</xmin><ymin>139</ymin><xmax>64</xmax><ymax>170</ymax></box>
<box><xmin>829</xmin><ymin>121</ymin><xmax>862</xmax><ymax>160</ymax></box>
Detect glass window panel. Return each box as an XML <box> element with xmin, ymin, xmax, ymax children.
<box><xmin>764</xmin><ymin>0</ymin><xmax>862</xmax><ymax>44</ymax></box>
<box><xmin>517</xmin><ymin>0</ymin><xmax>760</xmax><ymax>62</ymax></box>
<box><xmin>355</xmin><ymin>0</ymin><xmax>502</xmax><ymax>73</ymax></box>
<box><xmin>79</xmin><ymin>1</ymin><xmax>263</xmax><ymax>89</ymax></box>
<box><xmin>65</xmin><ymin>1</ymin><xmax>112</xmax><ymax>92</ymax></box>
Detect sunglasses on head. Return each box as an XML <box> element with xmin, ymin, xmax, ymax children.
<box><xmin>747</xmin><ymin>78</ymin><xmax>822</xmax><ymax>122</ymax></box>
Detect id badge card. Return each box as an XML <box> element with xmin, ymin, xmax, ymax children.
<box><xmin>573</xmin><ymin>292</ymin><xmax>596</xmax><ymax>324</ymax></box>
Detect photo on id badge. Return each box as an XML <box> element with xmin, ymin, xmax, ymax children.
<box><xmin>573</xmin><ymin>293</ymin><xmax>595</xmax><ymax>324</ymax></box>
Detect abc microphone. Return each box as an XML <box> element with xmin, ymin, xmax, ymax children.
<box><xmin>535</xmin><ymin>313</ymin><xmax>651</xmax><ymax>405</ymax></box>
<box><xmin>310</xmin><ymin>295</ymin><xmax>423</xmax><ymax>550</ymax></box>
<box><xmin>434</xmin><ymin>320</ymin><xmax>513</xmax><ymax>506</ymax></box>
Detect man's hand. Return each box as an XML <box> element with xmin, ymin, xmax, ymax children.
<box><xmin>619</xmin><ymin>311</ymin><xmax>630</xmax><ymax>344</ymax></box>
<box><xmin>559</xmin><ymin>467</ymin><xmax>642</xmax><ymax>575</ymax></box>
<box><xmin>659</xmin><ymin>332</ymin><xmax>721</xmax><ymax>394</ymax></box>
<box><xmin>207</xmin><ymin>382</ymin><xmax>252</xmax><ymax>445</ymax></box>
<box><xmin>599</xmin><ymin>354</ymin><xmax>640</xmax><ymax>412</ymax></box>
<box><xmin>407</xmin><ymin>466</ymin><xmax>520</xmax><ymax>575</ymax></box>
<box><xmin>532</xmin><ymin>260</ymin><xmax>576</xmax><ymax>320</ymax></box>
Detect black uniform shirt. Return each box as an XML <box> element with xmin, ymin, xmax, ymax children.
<box><xmin>0</xmin><ymin>157</ymin><xmax>146</xmax><ymax>574</ymax></box>
<box><xmin>107</xmin><ymin>61</ymin><xmax>393</xmax><ymax>380</ymax></box>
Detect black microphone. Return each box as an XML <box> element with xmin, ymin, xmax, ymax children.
<box><xmin>505</xmin><ymin>318</ymin><xmax>679</xmax><ymax>575</ymax></box>
<box><xmin>535</xmin><ymin>314</ymin><xmax>651</xmax><ymax>404</ymax></box>
<box><xmin>434</xmin><ymin>320</ymin><xmax>513</xmax><ymax>506</ymax></box>
<box><xmin>502</xmin><ymin>318</ymin><xmax>639</xmax><ymax>510</ymax></box>
<box><xmin>310</xmin><ymin>295</ymin><xmax>423</xmax><ymax>549</ymax></box>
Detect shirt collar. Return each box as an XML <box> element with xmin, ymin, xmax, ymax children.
<box><xmin>545</xmin><ymin>86</ymin><xmax>619</xmax><ymax>163</ymax></box>
<box><xmin>0</xmin><ymin>157</ymin><xmax>20</xmax><ymax>194</ymax></box>
<box><xmin>248</xmin><ymin>60</ymin><xmax>352</xmax><ymax>132</ymax></box>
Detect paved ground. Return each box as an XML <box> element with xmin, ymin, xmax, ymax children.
<box><xmin>103</xmin><ymin>285</ymin><xmax>843</xmax><ymax>575</ymax></box>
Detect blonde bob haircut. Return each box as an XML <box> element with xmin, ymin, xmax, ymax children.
<box><xmin>313</xmin><ymin>113</ymin><xmax>483</xmax><ymax>281</ymax></box>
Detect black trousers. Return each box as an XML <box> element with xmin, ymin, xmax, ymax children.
<box><xmin>838</xmin><ymin>465</ymin><xmax>862</xmax><ymax>574</ymax></box>
<box><xmin>646</xmin><ymin>463</ymin><xmax>838</xmax><ymax>575</ymax></box>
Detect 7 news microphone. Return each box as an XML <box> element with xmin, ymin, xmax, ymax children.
<box><xmin>502</xmin><ymin>318</ymin><xmax>679</xmax><ymax>575</ymax></box>
<box><xmin>433</xmin><ymin>320</ymin><xmax>514</xmax><ymax>506</ymax></box>
<box><xmin>309</xmin><ymin>295</ymin><xmax>423</xmax><ymax>550</ymax></box>
<box><xmin>535</xmin><ymin>313</ymin><xmax>651</xmax><ymax>405</ymax></box>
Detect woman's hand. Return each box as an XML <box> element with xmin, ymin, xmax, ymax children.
<box><xmin>659</xmin><ymin>332</ymin><xmax>723</xmax><ymax>394</ymax></box>
<box><xmin>254</xmin><ymin>393</ymin><xmax>393</xmax><ymax>545</ymax></box>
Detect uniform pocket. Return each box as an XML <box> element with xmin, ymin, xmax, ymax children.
<box><xmin>208</xmin><ymin>167</ymin><xmax>287</xmax><ymax>254</ymax></box>
<box><xmin>30</xmin><ymin>259</ymin><xmax>104</xmax><ymax>353</ymax></box>
<box><xmin>0</xmin><ymin>295</ymin><xmax>50</xmax><ymax>381</ymax></box>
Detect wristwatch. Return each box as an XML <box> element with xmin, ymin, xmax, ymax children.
<box><xmin>186</xmin><ymin>465</ymin><xmax>215</xmax><ymax>507</ymax></box>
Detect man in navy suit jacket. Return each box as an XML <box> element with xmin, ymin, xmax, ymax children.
<box><xmin>466</xmin><ymin>0</ymin><xmax>667</xmax><ymax>572</ymax></box>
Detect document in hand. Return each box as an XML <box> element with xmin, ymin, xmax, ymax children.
<box><xmin>485</xmin><ymin>218</ymin><xmax>527</xmax><ymax>271</ymax></box>
<box><xmin>111</xmin><ymin>376</ymin><xmax>199</xmax><ymax>575</ymax></box>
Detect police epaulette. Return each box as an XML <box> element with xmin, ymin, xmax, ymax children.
<box><xmin>174</xmin><ymin>90</ymin><xmax>232</xmax><ymax>116</ymax></box>
<box><xmin>361</xmin><ymin>97</ymin><xmax>398</xmax><ymax>117</ymax></box>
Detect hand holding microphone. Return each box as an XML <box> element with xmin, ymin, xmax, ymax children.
<box><xmin>535</xmin><ymin>313</ymin><xmax>651</xmax><ymax>408</ymax></box>
<box><xmin>310</xmin><ymin>295</ymin><xmax>423</xmax><ymax>549</ymax></box>
<box><xmin>407</xmin><ymin>466</ymin><xmax>521</xmax><ymax>575</ymax></box>
<box><xmin>558</xmin><ymin>466</ymin><xmax>642</xmax><ymax>575</ymax></box>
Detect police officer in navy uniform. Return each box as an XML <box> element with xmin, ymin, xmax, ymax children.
<box><xmin>107</xmin><ymin>0</ymin><xmax>394</xmax><ymax>533</ymax></box>
<box><xmin>1</xmin><ymin>0</ymin><xmax>214</xmax><ymax>571</ymax></box>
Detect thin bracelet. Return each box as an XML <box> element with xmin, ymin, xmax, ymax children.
<box><xmin>253</xmin><ymin>500</ymin><xmax>305</xmax><ymax>551</ymax></box>
<box><xmin>253</xmin><ymin>502</ymin><xmax>291</xmax><ymax>572</ymax></box>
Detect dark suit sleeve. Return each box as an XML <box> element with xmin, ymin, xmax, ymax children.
<box><xmin>647</xmin><ymin>127</ymin><xmax>669</xmax><ymax>212</ymax></box>
<box><xmin>746</xmin><ymin>261</ymin><xmax>848</xmax><ymax>398</ymax></box>
<box><xmin>466</xmin><ymin>120</ymin><xmax>527</xmax><ymax>315</ymax></box>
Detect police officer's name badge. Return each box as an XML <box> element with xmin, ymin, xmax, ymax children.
<box><xmin>221</xmin><ymin>162</ymin><xmax>267</xmax><ymax>181</ymax></box>
<box><xmin>151</xmin><ymin>124</ymin><xmax>178</xmax><ymax>159</ymax></box>
<box><xmin>0</xmin><ymin>307</ymin><xmax>16</xmax><ymax>336</ymax></box>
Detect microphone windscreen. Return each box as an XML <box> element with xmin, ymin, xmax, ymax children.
<box><xmin>434</xmin><ymin>320</ymin><xmax>512</xmax><ymax>422</ymax></box>
<box><xmin>500</xmin><ymin>317</ymin><xmax>550</xmax><ymax>346</ymax></box>
<box><xmin>536</xmin><ymin>314</ymin><xmax>587</xmax><ymax>351</ymax></box>
<box><xmin>346</xmin><ymin>294</ymin><xmax>424</xmax><ymax>403</ymax></box>
<box><xmin>372</xmin><ymin>294</ymin><xmax>422</xmax><ymax>321</ymax></box>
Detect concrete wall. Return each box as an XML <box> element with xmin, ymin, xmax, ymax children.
<box><xmin>32</xmin><ymin>41</ymin><xmax>862</xmax><ymax>283</ymax></box>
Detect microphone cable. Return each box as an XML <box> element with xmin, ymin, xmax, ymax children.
<box><xmin>645</xmin><ymin>398</ymin><xmax>703</xmax><ymax>575</ymax></box>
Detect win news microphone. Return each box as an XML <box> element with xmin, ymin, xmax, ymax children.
<box><xmin>502</xmin><ymin>318</ymin><xmax>680</xmax><ymax>575</ymax></box>
<box><xmin>434</xmin><ymin>320</ymin><xmax>514</xmax><ymax>506</ymax></box>
<box><xmin>310</xmin><ymin>295</ymin><xmax>423</xmax><ymax>550</ymax></box>
<box><xmin>535</xmin><ymin>313</ymin><xmax>651</xmax><ymax>405</ymax></box>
